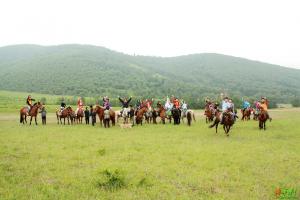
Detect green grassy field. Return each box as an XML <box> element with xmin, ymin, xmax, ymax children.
<box><xmin>0</xmin><ymin>91</ymin><xmax>299</xmax><ymax>199</ymax></box>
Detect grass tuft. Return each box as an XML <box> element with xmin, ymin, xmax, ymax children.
<box><xmin>96</xmin><ymin>169</ymin><xmax>126</xmax><ymax>191</ymax></box>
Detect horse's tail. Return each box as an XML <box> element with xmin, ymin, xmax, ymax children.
<box><xmin>20</xmin><ymin>112</ymin><xmax>23</xmax><ymax>123</ymax></box>
<box><xmin>187</xmin><ymin>112</ymin><xmax>192</xmax><ymax>126</ymax></box>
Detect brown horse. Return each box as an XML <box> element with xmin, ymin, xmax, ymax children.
<box><xmin>70</xmin><ymin>110</ymin><xmax>76</xmax><ymax>125</ymax></box>
<box><xmin>76</xmin><ymin>108</ymin><xmax>84</xmax><ymax>124</ymax></box>
<box><xmin>204</xmin><ymin>104</ymin><xmax>215</xmax><ymax>123</ymax></box>
<box><xmin>135</xmin><ymin>107</ymin><xmax>147</xmax><ymax>125</ymax></box>
<box><xmin>209</xmin><ymin>110</ymin><xmax>234</xmax><ymax>136</ymax></box>
<box><xmin>56</xmin><ymin>107</ymin><xmax>73</xmax><ymax>125</ymax></box>
<box><xmin>157</xmin><ymin>105</ymin><xmax>166</xmax><ymax>124</ymax></box>
<box><xmin>20</xmin><ymin>102</ymin><xmax>43</xmax><ymax>125</ymax></box>
<box><xmin>185</xmin><ymin>110</ymin><xmax>196</xmax><ymax>126</ymax></box>
<box><xmin>241</xmin><ymin>107</ymin><xmax>252</xmax><ymax>121</ymax></box>
<box><xmin>258</xmin><ymin>110</ymin><xmax>268</xmax><ymax>130</ymax></box>
<box><xmin>222</xmin><ymin>112</ymin><xmax>234</xmax><ymax>136</ymax></box>
<box><xmin>94</xmin><ymin>106</ymin><xmax>116</xmax><ymax>126</ymax></box>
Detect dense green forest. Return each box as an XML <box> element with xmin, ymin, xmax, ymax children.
<box><xmin>0</xmin><ymin>44</ymin><xmax>299</xmax><ymax>108</ymax></box>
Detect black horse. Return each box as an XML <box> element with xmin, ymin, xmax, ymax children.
<box><xmin>172</xmin><ymin>107</ymin><xmax>181</xmax><ymax>125</ymax></box>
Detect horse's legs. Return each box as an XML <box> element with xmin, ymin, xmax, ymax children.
<box><xmin>35</xmin><ymin>117</ymin><xmax>37</xmax><ymax>125</ymax></box>
<box><xmin>30</xmin><ymin>116</ymin><xmax>32</xmax><ymax>125</ymax></box>
<box><xmin>215</xmin><ymin>122</ymin><xmax>218</xmax><ymax>133</ymax></box>
<box><xmin>67</xmin><ymin>117</ymin><xmax>70</xmax><ymax>125</ymax></box>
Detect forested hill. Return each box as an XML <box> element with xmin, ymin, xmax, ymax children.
<box><xmin>0</xmin><ymin>44</ymin><xmax>299</xmax><ymax>107</ymax></box>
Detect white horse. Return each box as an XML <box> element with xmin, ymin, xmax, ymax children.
<box><xmin>181</xmin><ymin>109</ymin><xmax>196</xmax><ymax>124</ymax></box>
<box><xmin>123</xmin><ymin>108</ymin><xmax>131</xmax><ymax>124</ymax></box>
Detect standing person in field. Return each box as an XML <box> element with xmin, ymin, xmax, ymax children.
<box><xmin>104</xmin><ymin>106</ymin><xmax>110</xmax><ymax>128</ymax></box>
<box><xmin>75</xmin><ymin>97</ymin><xmax>84</xmax><ymax>116</ymax></box>
<box><xmin>84</xmin><ymin>107</ymin><xmax>90</xmax><ymax>124</ymax></box>
<box><xmin>26</xmin><ymin>95</ymin><xmax>35</xmax><ymax>115</ymax></box>
<box><xmin>40</xmin><ymin>106</ymin><xmax>47</xmax><ymax>125</ymax></box>
<box><xmin>90</xmin><ymin>105</ymin><xmax>96</xmax><ymax>126</ymax></box>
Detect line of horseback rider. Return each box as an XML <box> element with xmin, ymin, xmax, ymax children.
<box><xmin>205</xmin><ymin>95</ymin><xmax>272</xmax><ymax>123</ymax></box>
<box><xmin>51</xmin><ymin>95</ymin><xmax>189</xmax><ymax>119</ymax></box>
<box><xmin>25</xmin><ymin>94</ymin><xmax>271</xmax><ymax>123</ymax></box>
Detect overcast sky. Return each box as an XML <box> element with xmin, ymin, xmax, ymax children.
<box><xmin>0</xmin><ymin>0</ymin><xmax>299</xmax><ymax>68</ymax></box>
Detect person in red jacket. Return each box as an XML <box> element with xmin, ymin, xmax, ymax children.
<box><xmin>173</xmin><ymin>97</ymin><xmax>180</xmax><ymax>109</ymax></box>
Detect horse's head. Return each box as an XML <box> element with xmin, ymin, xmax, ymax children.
<box><xmin>36</xmin><ymin>102</ymin><xmax>43</xmax><ymax>109</ymax></box>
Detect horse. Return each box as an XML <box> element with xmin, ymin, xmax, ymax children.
<box><xmin>56</xmin><ymin>106</ymin><xmax>73</xmax><ymax>125</ymax></box>
<box><xmin>157</xmin><ymin>104</ymin><xmax>167</xmax><ymax>124</ymax></box>
<box><xmin>182</xmin><ymin>109</ymin><xmax>196</xmax><ymax>126</ymax></box>
<box><xmin>222</xmin><ymin>111</ymin><xmax>234</xmax><ymax>136</ymax></box>
<box><xmin>94</xmin><ymin>106</ymin><xmax>116</xmax><ymax>126</ymax></box>
<box><xmin>152</xmin><ymin>109</ymin><xmax>158</xmax><ymax>124</ymax></box>
<box><xmin>76</xmin><ymin>108</ymin><xmax>84</xmax><ymax>124</ymax></box>
<box><xmin>209</xmin><ymin>110</ymin><xmax>221</xmax><ymax>133</ymax></box>
<box><xmin>70</xmin><ymin>110</ymin><xmax>76</xmax><ymax>125</ymax></box>
<box><xmin>135</xmin><ymin>107</ymin><xmax>147</xmax><ymax>125</ymax></box>
<box><xmin>20</xmin><ymin>102</ymin><xmax>43</xmax><ymax>125</ymax></box>
<box><xmin>258</xmin><ymin>110</ymin><xmax>268</xmax><ymax>130</ymax></box>
<box><xmin>209</xmin><ymin>110</ymin><xmax>234</xmax><ymax>136</ymax></box>
<box><xmin>172</xmin><ymin>107</ymin><xmax>181</xmax><ymax>125</ymax></box>
<box><xmin>181</xmin><ymin>109</ymin><xmax>196</xmax><ymax>124</ymax></box>
<box><xmin>204</xmin><ymin>104</ymin><xmax>215</xmax><ymax>123</ymax></box>
<box><xmin>128</xmin><ymin>107</ymin><xmax>135</xmax><ymax>125</ymax></box>
<box><xmin>144</xmin><ymin>108</ymin><xmax>153</xmax><ymax>124</ymax></box>
<box><xmin>253</xmin><ymin>109</ymin><xmax>259</xmax><ymax>121</ymax></box>
<box><xmin>241</xmin><ymin>107</ymin><xmax>252</xmax><ymax>121</ymax></box>
<box><xmin>121</xmin><ymin>107</ymin><xmax>131</xmax><ymax>124</ymax></box>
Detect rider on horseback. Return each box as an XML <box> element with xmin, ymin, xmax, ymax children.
<box><xmin>75</xmin><ymin>97</ymin><xmax>84</xmax><ymax>116</ymax></box>
<box><xmin>242</xmin><ymin>99</ymin><xmax>251</xmax><ymax>112</ymax></box>
<box><xmin>228</xmin><ymin>99</ymin><xmax>239</xmax><ymax>121</ymax></box>
<box><xmin>119</xmin><ymin>96</ymin><xmax>132</xmax><ymax>115</ymax></box>
<box><xmin>181</xmin><ymin>100</ymin><xmax>188</xmax><ymax>117</ymax></box>
<box><xmin>173</xmin><ymin>97</ymin><xmax>180</xmax><ymax>109</ymax></box>
<box><xmin>220</xmin><ymin>96</ymin><xmax>234</xmax><ymax>124</ymax></box>
<box><xmin>164</xmin><ymin>96</ymin><xmax>173</xmax><ymax>110</ymax></box>
<box><xmin>258</xmin><ymin>97</ymin><xmax>272</xmax><ymax>121</ymax></box>
<box><xmin>103</xmin><ymin>96</ymin><xmax>111</xmax><ymax>110</ymax></box>
<box><xmin>26</xmin><ymin>95</ymin><xmax>35</xmax><ymax>115</ymax></box>
<box><xmin>60</xmin><ymin>100</ymin><xmax>66</xmax><ymax>115</ymax></box>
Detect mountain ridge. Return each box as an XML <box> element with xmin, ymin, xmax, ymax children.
<box><xmin>0</xmin><ymin>44</ymin><xmax>299</xmax><ymax>107</ymax></box>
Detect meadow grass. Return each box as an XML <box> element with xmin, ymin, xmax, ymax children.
<box><xmin>0</xmin><ymin>108</ymin><xmax>299</xmax><ymax>199</ymax></box>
